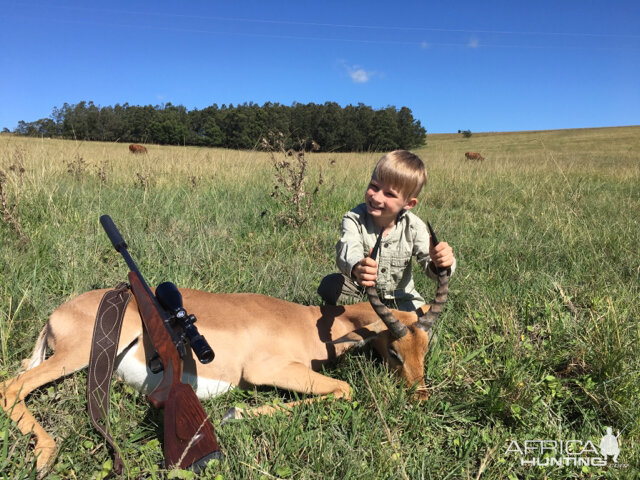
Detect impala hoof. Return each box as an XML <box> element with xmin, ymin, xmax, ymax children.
<box><xmin>221</xmin><ymin>406</ymin><xmax>245</xmax><ymax>425</ymax></box>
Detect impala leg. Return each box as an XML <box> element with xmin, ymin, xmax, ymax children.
<box><xmin>1</xmin><ymin>351</ymin><xmax>90</xmax><ymax>473</ymax></box>
<box><xmin>228</xmin><ymin>362</ymin><xmax>352</xmax><ymax>419</ymax></box>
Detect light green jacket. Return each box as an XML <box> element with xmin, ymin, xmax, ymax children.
<box><xmin>335</xmin><ymin>203</ymin><xmax>455</xmax><ymax>310</ymax></box>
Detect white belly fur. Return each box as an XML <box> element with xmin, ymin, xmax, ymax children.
<box><xmin>115</xmin><ymin>342</ymin><xmax>233</xmax><ymax>399</ymax></box>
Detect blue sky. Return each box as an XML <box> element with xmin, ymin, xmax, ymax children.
<box><xmin>1</xmin><ymin>1</ymin><xmax>638</xmax><ymax>133</ymax></box>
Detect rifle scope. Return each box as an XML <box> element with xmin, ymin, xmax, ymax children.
<box><xmin>155</xmin><ymin>282</ymin><xmax>215</xmax><ymax>364</ymax></box>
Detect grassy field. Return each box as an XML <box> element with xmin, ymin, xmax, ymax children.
<box><xmin>1</xmin><ymin>127</ymin><xmax>639</xmax><ymax>479</ymax></box>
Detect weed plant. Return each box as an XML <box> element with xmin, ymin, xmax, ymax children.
<box><xmin>261</xmin><ymin>132</ymin><xmax>323</xmax><ymax>227</ymax></box>
<box><xmin>0</xmin><ymin>128</ymin><xmax>639</xmax><ymax>479</ymax></box>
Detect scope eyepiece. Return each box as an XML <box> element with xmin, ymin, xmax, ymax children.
<box><xmin>182</xmin><ymin>318</ymin><xmax>215</xmax><ymax>364</ymax></box>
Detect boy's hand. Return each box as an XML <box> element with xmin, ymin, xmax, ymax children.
<box><xmin>352</xmin><ymin>248</ymin><xmax>378</xmax><ymax>287</ymax></box>
<box><xmin>430</xmin><ymin>239</ymin><xmax>454</xmax><ymax>269</ymax></box>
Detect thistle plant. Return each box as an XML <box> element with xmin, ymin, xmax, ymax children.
<box><xmin>261</xmin><ymin>131</ymin><xmax>323</xmax><ymax>227</ymax></box>
<box><xmin>0</xmin><ymin>159</ymin><xmax>28</xmax><ymax>243</ymax></box>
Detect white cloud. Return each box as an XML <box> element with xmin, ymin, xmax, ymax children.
<box><xmin>468</xmin><ymin>37</ymin><xmax>480</xmax><ymax>48</ymax></box>
<box><xmin>350</xmin><ymin>68</ymin><xmax>371</xmax><ymax>83</ymax></box>
<box><xmin>340</xmin><ymin>60</ymin><xmax>375</xmax><ymax>84</ymax></box>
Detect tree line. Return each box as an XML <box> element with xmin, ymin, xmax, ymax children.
<box><xmin>14</xmin><ymin>101</ymin><xmax>427</xmax><ymax>152</ymax></box>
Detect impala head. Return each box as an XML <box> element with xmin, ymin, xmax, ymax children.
<box><xmin>372</xmin><ymin>320</ymin><xmax>431</xmax><ymax>399</ymax></box>
<box><xmin>333</xmin><ymin>269</ymin><xmax>450</xmax><ymax>400</ymax></box>
<box><xmin>363</xmin><ymin>227</ymin><xmax>450</xmax><ymax>399</ymax></box>
<box><xmin>369</xmin><ymin>285</ymin><xmax>449</xmax><ymax>400</ymax></box>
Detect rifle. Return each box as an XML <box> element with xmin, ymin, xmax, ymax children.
<box><xmin>99</xmin><ymin>215</ymin><xmax>222</xmax><ymax>472</ymax></box>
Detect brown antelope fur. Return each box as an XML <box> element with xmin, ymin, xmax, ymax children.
<box><xmin>1</xmin><ymin>288</ymin><xmax>434</xmax><ymax>473</ymax></box>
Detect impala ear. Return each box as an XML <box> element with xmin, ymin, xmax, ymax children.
<box><xmin>329</xmin><ymin>320</ymin><xmax>387</xmax><ymax>346</ymax></box>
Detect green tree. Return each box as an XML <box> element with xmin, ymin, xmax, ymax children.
<box><xmin>314</xmin><ymin>102</ymin><xmax>342</xmax><ymax>151</ymax></box>
<box><xmin>13</xmin><ymin>100</ymin><xmax>428</xmax><ymax>152</ymax></box>
<box><xmin>369</xmin><ymin>107</ymin><xmax>400</xmax><ymax>151</ymax></box>
<box><xmin>396</xmin><ymin>106</ymin><xmax>426</xmax><ymax>149</ymax></box>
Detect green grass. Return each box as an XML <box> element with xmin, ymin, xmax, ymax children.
<box><xmin>1</xmin><ymin>127</ymin><xmax>639</xmax><ymax>479</ymax></box>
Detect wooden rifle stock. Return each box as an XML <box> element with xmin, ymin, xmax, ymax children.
<box><xmin>129</xmin><ymin>271</ymin><xmax>222</xmax><ymax>471</ymax></box>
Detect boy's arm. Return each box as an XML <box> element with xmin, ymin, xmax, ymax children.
<box><xmin>336</xmin><ymin>214</ymin><xmax>366</xmax><ymax>280</ymax></box>
<box><xmin>413</xmin><ymin>219</ymin><xmax>456</xmax><ymax>279</ymax></box>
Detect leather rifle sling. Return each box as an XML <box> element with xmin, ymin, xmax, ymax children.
<box><xmin>87</xmin><ymin>283</ymin><xmax>132</xmax><ymax>474</ymax></box>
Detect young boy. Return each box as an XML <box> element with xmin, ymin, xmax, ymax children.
<box><xmin>317</xmin><ymin>150</ymin><xmax>455</xmax><ymax>311</ymax></box>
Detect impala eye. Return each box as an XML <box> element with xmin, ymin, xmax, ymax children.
<box><xmin>388</xmin><ymin>346</ymin><xmax>404</xmax><ymax>364</ymax></box>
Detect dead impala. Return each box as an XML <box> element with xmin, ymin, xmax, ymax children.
<box><xmin>1</xmin><ymin>269</ymin><xmax>449</xmax><ymax>473</ymax></box>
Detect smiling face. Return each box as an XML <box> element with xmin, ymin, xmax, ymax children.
<box><xmin>365</xmin><ymin>177</ymin><xmax>417</xmax><ymax>230</ymax></box>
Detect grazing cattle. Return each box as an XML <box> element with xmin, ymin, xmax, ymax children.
<box><xmin>464</xmin><ymin>152</ymin><xmax>484</xmax><ymax>161</ymax></box>
<box><xmin>129</xmin><ymin>144</ymin><xmax>148</xmax><ymax>154</ymax></box>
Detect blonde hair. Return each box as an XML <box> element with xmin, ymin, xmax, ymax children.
<box><xmin>372</xmin><ymin>150</ymin><xmax>427</xmax><ymax>199</ymax></box>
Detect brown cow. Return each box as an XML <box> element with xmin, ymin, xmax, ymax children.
<box><xmin>464</xmin><ymin>152</ymin><xmax>484</xmax><ymax>161</ymax></box>
<box><xmin>129</xmin><ymin>144</ymin><xmax>148</xmax><ymax>154</ymax></box>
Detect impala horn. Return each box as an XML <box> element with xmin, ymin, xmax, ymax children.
<box><xmin>415</xmin><ymin>222</ymin><xmax>451</xmax><ymax>333</ymax></box>
<box><xmin>366</xmin><ymin>231</ymin><xmax>409</xmax><ymax>339</ymax></box>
